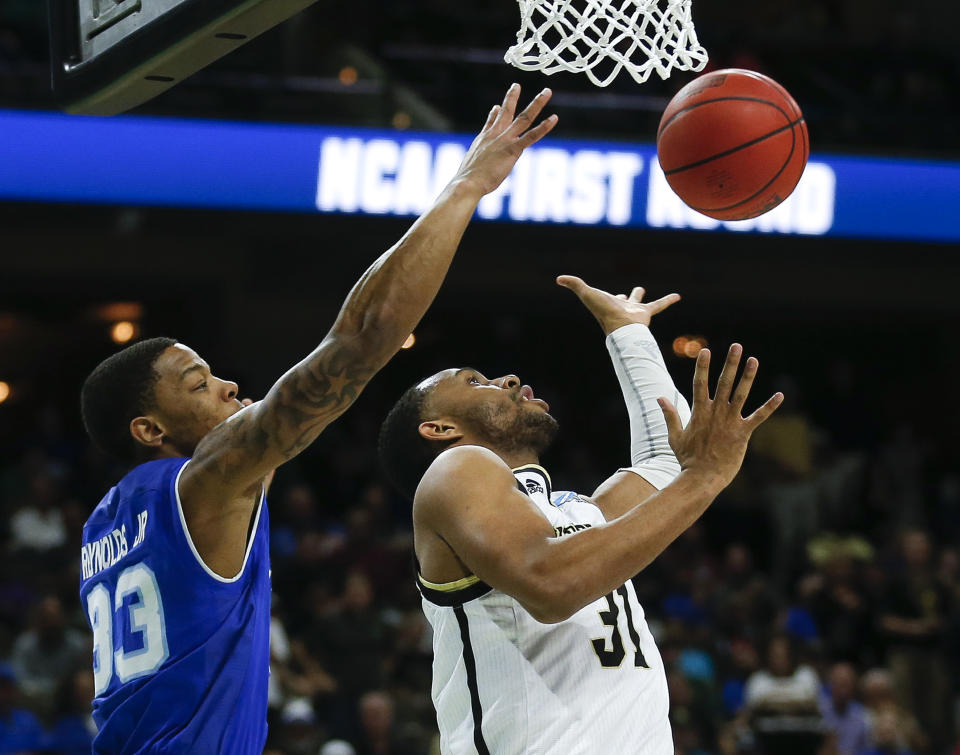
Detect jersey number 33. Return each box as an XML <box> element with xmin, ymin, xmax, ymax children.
<box><xmin>86</xmin><ymin>563</ymin><xmax>169</xmax><ymax>695</ymax></box>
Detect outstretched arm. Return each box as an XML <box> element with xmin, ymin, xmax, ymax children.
<box><xmin>181</xmin><ymin>85</ymin><xmax>557</xmax><ymax>572</ymax></box>
<box><xmin>418</xmin><ymin>346</ymin><xmax>782</xmax><ymax>622</ymax></box>
<box><xmin>557</xmin><ymin>275</ymin><xmax>687</xmax><ymax>519</ymax></box>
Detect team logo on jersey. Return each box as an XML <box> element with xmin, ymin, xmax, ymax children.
<box><xmin>551</xmin><ymin>491</ymin><xmax>583</xmax><ymax>507</ymax></box>
<box><xmin>524</xmin><ymin>479</ymin><xmax>545</xmax><ymax>495</ymax></box>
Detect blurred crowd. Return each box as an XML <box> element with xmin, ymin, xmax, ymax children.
<box><xmin>0</xmin><ymin>359</ymin><xmax>957</xmax><ymax>755</ymax></box>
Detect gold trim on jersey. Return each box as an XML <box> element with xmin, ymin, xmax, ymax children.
<box><xmin>511</xmin><ymin>463</ymin><xmax>553</xmax><ymax>486</ymax></box>
<box><xmin>418</xmin><ymin>573</ymin><xmax>481</xmax><ymax>592</ymax></box>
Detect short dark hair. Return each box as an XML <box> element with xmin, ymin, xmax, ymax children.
<box><xmin>81</xmin><ymin>337</ymin><xmax>178</xmax><ymax>464</ymax></box>
<box><xmin>378</xmin><ymin>379</ymin><xmax>443</xmax><ymax>501</ymax></box>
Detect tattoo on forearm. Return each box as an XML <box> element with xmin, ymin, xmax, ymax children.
<box><xmin>268</xmin><ymin>348</ymin><xmax>374</xmax><ymax>458</ymax></box>
<box><xmin>218</xmin><ymin>344</ymin><xmax>376</xmax><ymax>471</ymax></box>
<box><xmin>206</xmin><ymin>205</ymin><xmax>453</xmax><ymax>477</ymax></box>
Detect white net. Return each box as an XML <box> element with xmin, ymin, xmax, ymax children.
<box><xmin>504</xmin><ymin>0</ymin><xmax>708</xmax><ymax>87</ymax></box>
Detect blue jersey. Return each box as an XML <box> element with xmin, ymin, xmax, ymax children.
<box><xmin>79</xmin><ymin>457</ymin><xmax>271</xmax><ymax>754</ymax></box>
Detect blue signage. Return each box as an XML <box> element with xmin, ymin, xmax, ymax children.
<box><xmin>1</xmin><ymin>109</ymin><xmax>958</xmax><ymax>242</ymax></box>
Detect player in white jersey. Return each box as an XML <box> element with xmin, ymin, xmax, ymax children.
<box><xmin>378</xmin><ymin>276</ymin><xmax>784</xmax><ymax>754</ymax></box>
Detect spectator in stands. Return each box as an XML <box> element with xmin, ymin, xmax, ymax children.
<box><xmin>869</xmin><ymin>426</ymin><xmax>928</xmax><ymax>528</ymax></box>
<box><xmin>860</xmin><ymin>668</ymin><xmax>927</xmax><ymax>754</ymax></box>
<box><xmin>10</xmin><ymin>596</ymin><xmax>87</xmax><ymax>709</ymax></box>
<box><xmin>271</xmin><ymin>482</ymin><xmax>324</xmax><ymax>562</ymax></box>
<box><xmin>310</xmin><ymin>571</ymin><xmax>388</xmax><ymax>716</ymax></box>
<box><xmin>820</xmin><ymin>662</ymin><xmax>871</xmax><ymax>755</ymax></box>
<box><xmin>386</xmin><ymin>608</ymin><xmax>434</xmax><ymax>735</ymax></box>
<box><xmin>935</xmin><ymin>546</ymin><xmax>960</xmax><ymax>705</ymax></box>
<box><xmin>0</xmin><ymin>662</ymin><xmax>45</xmax><ymax>753</ymax></box>
<box><xmin>932</xmin><ymin>472</ymin><xmax>960</xmax><ymax>545</ymax></box>
<box><xmin>355</xmin><ymin>690</ymin><xmax>417</xmax><ymax>755</ymax></box>
<box><xmin>937</xmin><ymin>547</ymin><xmax>960</xmax><ymax>602</ymax></box>
<box><xmin>719</xmin><ymin>637</ymin><xmax>761</xmax><ymax>717</ymax></box>
<box><xmin>668</xmin><ymin>668</ymin><xmax>718</xmax><ymax>754</ymax></box>
<box><xmin>9</xmin><ymin>470</ymin><xmax>66</xmax><ymax>553</ymax></box>
<box><xmin>320</xmin><ymin>740</ymin><xmax>357</xmax><ymax>755</ymax></box>
<box><xmin>356</xmin><ymin>482</ymin><xmax>398</xmax><ymax>543</ymax></box>
<box><xmin>749</xmin><ymin>379</ymin><xmax>821</xmax><ymax>586</ymax></box>
<box><xmin>272</xmin><ymin>697</ymin><xmax>325</xmax><ymax>755</ymax></box>
<box><xmin>269</xmin><ymin>598</ymin><xmax>337</xmax><ymax>716</ymax></box>
<box><xmin>743</xmin><ymin>634</ymin><xmax>828</xmax><ymax>754</ymax></box>
<box><xmin>48</xmin><ymin>669</ymin><xmax>96</xmax><ymax>754</ymax></box>
<box><xmin>802</xmin><ymin>537</ymin><xmax>875</xmax><ymax>664</ymax></box>
<box><xmin>330</xmin><ymin>506</ymin><xmax>405</xmax><ymax>599</ymax></box>
<box><xmin>863</xmin><ymin>709</ymin><xmax>917</xmax><ymax>755</ymax></box>
<box><xmin>713</xmin><ymin>543</ymin><xmax>780</xmax><ymax>643</ymax></box>
<box><xmin>880</xmin><ymin>529</ymin><xmax>951</xmax><ymax>752</ymax></box>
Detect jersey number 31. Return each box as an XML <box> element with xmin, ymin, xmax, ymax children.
<box><xmin>591</xmin><ymin>585</ymin><xmax>649</xmax><ymax>669</ymax></box>
<box><xmin>85</xmin><ymin>563</ymin><xmax>169</xmax><ymax>695</ymax></box>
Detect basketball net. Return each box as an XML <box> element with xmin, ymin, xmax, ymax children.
<box><xmin>504</xmin><ymin>0</ymin><xmax>708</xmax><ymax>87</ymax></box>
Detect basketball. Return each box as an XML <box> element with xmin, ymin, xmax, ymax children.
<box><xmin>656</xmin><ymin>69</ymin><xmax>809</xmax><ymax>221</ymax></box>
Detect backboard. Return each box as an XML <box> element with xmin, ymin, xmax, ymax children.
<box><xmin>49</xmin><ymin>0</ymin><xmax>318</xmax><ymax>115</ymax></box>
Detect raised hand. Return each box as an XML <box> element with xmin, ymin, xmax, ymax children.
<box><xmin>659</xmin><ymin>345</ymin><xmax>783</xmax><ymax>489</ymax></box>
<box><xmin>557</xmin><ymin>275</ymin><xmax>681</xmax><ymax>335</ymax></box>
<box><xmin>453</xmin><ymin>83</ymin><xmax>558</xmax><ymax>197</ymax></box>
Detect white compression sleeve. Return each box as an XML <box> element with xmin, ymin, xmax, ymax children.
<box><xmin>605</xmin><ymin>323</ymin><xmax>692</xmax><ymax>490</ymax></box>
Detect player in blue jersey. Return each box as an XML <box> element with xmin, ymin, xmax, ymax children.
<box><xmin>76</xmin><ymin>84</ymin><xmax>557</xmax><ymax>754</ymax></box>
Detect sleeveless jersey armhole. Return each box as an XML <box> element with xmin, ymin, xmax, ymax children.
<box><xmin>174</xmin><ymin>460</ymin><xmax>264</xmax><ymax>583</ymax></box>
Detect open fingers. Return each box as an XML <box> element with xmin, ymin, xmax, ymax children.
<box><xmin>556</xmin><ymin>274</ymin><xmax>589</xmax><ymax>296</ymax></box>
<box><xmin>629</xmin><ymin>286</ymin><xmax>646</xmax><ymax>302</ymax></box>
<box><xmin>557</xmin><ymin>275</ymin><xmax>612</xmax><ymax>311</ymax></box>
<box><xmin>657</xmin><ymin>396</ymin><xmax>684</xmax><ymax>444</ymax></box>
<box><xmin>516</xmin><ymin>112</ymin><xmax>558</xmax><ymax>149</ymax></box>
<box><xmin>745</xmin><ymin>391</ymin><xmax>785</xmax><ymax>430</ymax></box>
<box><xmin>508</xmin><ymin>87</ymin><xmax>553</xmax><ymax>137</ymax></box>
<box><xmin>646</xmin><ymin>292</ymin><xmax>680</xmax><ymax>315</ymax></box>
<box><xmin>692</xmin><ymin>348</ymin><xmax>711</xmax><ymax>406</ymax></box>
<box><xmin>492</xmin><ymin>83</ymin><xmax>521</xmax><ymax>133</ymax></box>
<box><xmin>729</xmin><ymin>356</ymin><xmax>758</xmax><ymax>413</ymax></box>
<box><xmin>714</xmin><ymin>344</ymin><xmax>742</xmax><ymax>403</ymax></box>
<box><xmin>480</xmin><ymin>104</ymin><xmax>501</xmax><ymax>132</ymax></box>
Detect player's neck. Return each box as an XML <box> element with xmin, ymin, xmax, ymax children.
<box><xmin>152</xmin><ymin>442</ymin><xmax>193</xmax><ymax>462</ymax></box>
<box><xmin>452</xmin><ymin>439</ymin><xmax>541</xmax><ymax>470</ymax></box>
<box><xmin>493</xmin><ymin>448</ymin><xmax>540</xmax><ymax>470</ymax></box>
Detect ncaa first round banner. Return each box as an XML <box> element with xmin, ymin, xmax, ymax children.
<box><xmin>0</xmin><ymin>109</ymin><xmax>958</xmax><ymax>242</ymax></box>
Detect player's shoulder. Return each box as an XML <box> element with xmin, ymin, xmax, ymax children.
<box><xmin>84</xmin><ymin>457</ymin><xmax>189</xmax><ymax>535</ymax></box>
<box><xmin>104</xmin><ymin>456</ymin><xmax>189</xmax><ymax>493</ymax></box>
<box><xmin>422</xmin><ymin>444</ymin><xmax>511</xmax><ymax>480</ymax></box>
<box><xmin>416</xmin><ymin>445</ymin><xmax>515</xmax><ymax>506</ymax></box>
<box><xmin>115</xmin><ymin>457</ymin><xmax>189</xmax><ymax>508</ymax></box>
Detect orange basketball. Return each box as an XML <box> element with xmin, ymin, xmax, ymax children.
<box><xmin>656</xmin><ymin>69</ymin><xmax>809</xmax><ymax>221</ymax></box>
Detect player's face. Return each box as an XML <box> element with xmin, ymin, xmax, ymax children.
<box><xmin>150</xmin><ymin>344</ymin><xmax>244</xmax><ymax>454</ymax></box>
<box><xmin>423</xmin><ymin>367</ymin><xmax>558</xmax><ymax>454</ymax></box>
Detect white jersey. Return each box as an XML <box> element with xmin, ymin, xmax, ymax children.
<box><xmin>419</xmin><ymin>464</ymin><xmax>672</xmax><ymax>755</ymax></box>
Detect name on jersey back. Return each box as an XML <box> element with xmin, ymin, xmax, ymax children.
<box><xmin>81</xmin><ymin>509</ymin><xmax>149</xmax><ymax>581</ymax></box>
